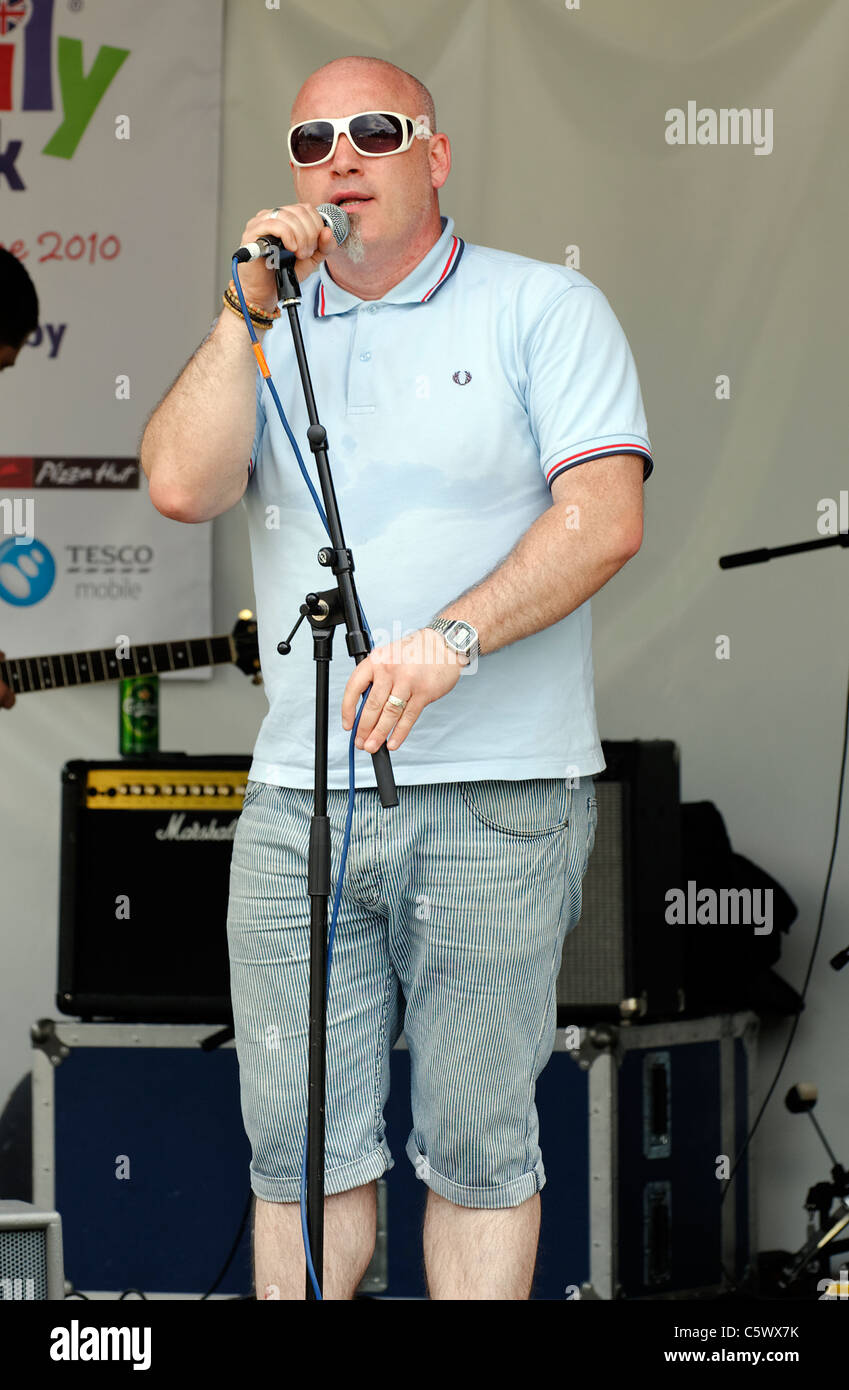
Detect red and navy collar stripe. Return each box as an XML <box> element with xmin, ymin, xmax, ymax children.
<box><xmin>313</xmin><ymin>235</ymin><xmax>465</xmax><ymax>317</ymax></box>
<box><xmin>421</xmin><ymin>234</ymin><xmax>463</xmax><ymax>302</ymax></box>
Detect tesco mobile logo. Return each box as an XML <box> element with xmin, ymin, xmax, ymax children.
<box><xmin>0</xmin><ymin>534</ymin><xmax>55</xmax><ymax>605</ymax></box>
<box><xmin>0</xmin><ymin>0</ymin><xmax>130</xmax><ymax>180</ymax></box>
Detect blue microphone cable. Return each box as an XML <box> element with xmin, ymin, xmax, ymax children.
<box><xmin>232</xmin><ymin>257</ymin><xmax>376</xmax><ymax>1299</ymax></box>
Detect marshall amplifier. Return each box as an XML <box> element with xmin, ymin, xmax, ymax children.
<box><xmin>557</xmin><ymin>740</ymin><xmax>685</xmax><ymax>1023</ymax></box>
<box><xmin>57</xmin><ymin>755</ymin><xmax>251</xmax><ymax>1023</ymax></box>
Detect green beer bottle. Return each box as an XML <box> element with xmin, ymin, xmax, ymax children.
<box><xmin>119</xmin><ymin>675</ymin><xmax>159</xmax><ymax>755</ymax></box>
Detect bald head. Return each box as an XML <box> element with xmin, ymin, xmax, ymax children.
<box><xmin>290</xmin><ymin>55</ymin><xmax>436</xmax><ymax>131</ymax></box>
<box><xmin>286</xmin><ymin>54</ymin><xmax>449</xmax><ymax>297</ymax></box>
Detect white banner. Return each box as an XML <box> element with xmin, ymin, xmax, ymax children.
<box><xmin>0</xmin><ymin>0</ymin><xmax>222</xmax><ymax>667</ymax></box>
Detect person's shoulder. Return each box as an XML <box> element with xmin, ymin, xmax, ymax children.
<box><xmin>460</xmin><ymin>239</ymin><xmax>603</xmax><ymax>311</ymax></box>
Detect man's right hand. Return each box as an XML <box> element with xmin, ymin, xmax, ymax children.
<box><xmin>0</xmin><ymin>651</ymin><xmax>15</xmax><ymax>709</ymax></box>
<box><xmin>235</xmin><ymin>203</ymin><xmax>338</xmax><ymax>306</ymax></box>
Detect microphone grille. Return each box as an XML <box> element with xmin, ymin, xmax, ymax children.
<box><xmin>316</xmin><ymin>203</ymin><xmax>350</xmax><ymax>245</ymax></box>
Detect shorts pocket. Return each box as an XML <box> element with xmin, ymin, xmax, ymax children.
<box><xmin>240</xmin><ymin>778</ymin><xmax>266</xmax><ymax>812</ymax></box>
<box><xmin>458</xmin><ymin>778</ymin><xmax>569</xmax><ymax>839</ymax></box>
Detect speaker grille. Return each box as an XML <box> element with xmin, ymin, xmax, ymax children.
<box><xmin>0</xmin><ymin>1230</ymin><xmax>46</xmax><ymax>1300</ymax></box>
<box><xmin>557</xmin><ymin>780</ymin><xmax>628</xmax><ymax>1009</ymax></box>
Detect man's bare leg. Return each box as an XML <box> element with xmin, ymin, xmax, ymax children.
<box><xmin>422</xmin><ymin>1189</ymin><xmax>540</xmax><ymax>1300</ymax></box>
<box><xmin>254</xmin><ymin>1181</ymin><xmax>377</xmax><ymax>1300</ymax></box>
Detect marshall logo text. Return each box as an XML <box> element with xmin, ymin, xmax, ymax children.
<box><xmin>154</xmin><ymin>815</ymin><xmax>238</xmax><ymax>843</ymax></box>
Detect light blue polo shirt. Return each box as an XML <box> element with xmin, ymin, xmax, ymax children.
<box><xmin>242</xmin><ymin>214</ymin><xmax>652</xmax><ymax>789</ymax></box>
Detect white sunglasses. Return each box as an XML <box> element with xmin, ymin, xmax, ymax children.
<box><xmin>287</xmin><ymin>110</ymin><xmax>433</xmax><ymax>167</ymax></box>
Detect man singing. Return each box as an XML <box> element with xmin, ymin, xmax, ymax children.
<box><xmin>141</xmin><ymin>54</ymin><xmax>652</xmax><ymax>1300</ymax></box>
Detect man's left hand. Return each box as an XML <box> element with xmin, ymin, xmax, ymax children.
<box><xmin>340</xmin><ymin>627</ymin><xmax>465</xmax><ymax>753</ymax></box>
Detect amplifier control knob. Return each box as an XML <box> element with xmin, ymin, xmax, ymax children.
<box><xmin>118</xmin><ymin>784</ymin><xmax>128</xmax><ymax>796</ymax></box>
<box><xmin>217</xmin><ymin>785</ymin><xmax>230</xmax><ymax>797</ymax></box>
<box><xmin>161</xmin><ymin>784</ymin><xmax>173</xmax><ymax>796</ymax></box>
<box><xmin>144</xmin><ymin>785</ymin><xmax>157</xmax><ymax>796</ymax></box>
<box><xmin>129</xmin><ymin>784</ymin><xmax>142</xmax><ymax>796</ymax></box>
<box><xmin>190</xmin><ymin>784</ymin><xmax>201</xmax><ymax>796</ymax></box>
<box><xmin>203</xmin><ymin>784</ymin><xmax>215</xmax><ymax>796</ymax></box>
<box><xmin>175</xmin><ymin>785</ymin><xmax>188</xmax><ymax>796</ymax></box>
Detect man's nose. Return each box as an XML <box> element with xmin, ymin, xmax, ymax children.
<box><xmin>330</xmin><ymin>132</ymin><xmax>363</xmax><ymax>172</ymax></box>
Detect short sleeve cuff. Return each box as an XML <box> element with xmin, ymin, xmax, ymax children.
<box><xmin>544</xmin><ymin>436</ymin><xmax>653</xmax><ymax>488</ymax></box>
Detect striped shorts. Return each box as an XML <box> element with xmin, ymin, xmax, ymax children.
<box><xmin>226</xmin><ymin>775</ymin><xmax>598</xmax><ymax>1210</ymax></box>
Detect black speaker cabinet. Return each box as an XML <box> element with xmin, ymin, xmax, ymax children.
<box><xmin>58</xmin><ymin>755</ymin><xmax>251</xmax><ymax>1022</ymax></box>
<box><xmin>557</xmin><ymin>740</ymin><xmax>684</xmax><ymax>1022</ymax></box>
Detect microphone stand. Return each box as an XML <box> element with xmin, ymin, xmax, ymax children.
<box><xmin>722</xmin><ymin>533</ymin><xmax>849</xmax><ymax>1293</ymax></box>
<box><xmin>719</xmin><ymin>531</ymin><xmax>849</xmax><ymax>568</ymax></box>
<box><xmin>263</xmin><ymin>248</ymin><xmax>399</xmax><ymax>1299</ymax></box>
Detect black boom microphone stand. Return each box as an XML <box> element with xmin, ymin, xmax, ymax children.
<box><xmin>234</xmin><ymin>231</ymin><xmax>399</xmax><ymax>1299</ymax></box>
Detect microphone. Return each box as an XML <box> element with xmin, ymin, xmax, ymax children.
<box><xmin>233</xmin><ymin>203</ymin><xmax>350</xmax><ymax>263</ymax></box>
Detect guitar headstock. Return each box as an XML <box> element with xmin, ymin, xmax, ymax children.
<box><xmin>232</xmin><ymin>610</ymin><xmax>262</xmax><ymax>683</ymax></box>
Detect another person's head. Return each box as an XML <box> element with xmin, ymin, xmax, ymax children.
<box><xmin>0</xmin><ymin>248</ymin><xmax>38</xmax><ymax>371</ymax></box>
<box><xmin>287</xmin><ymin>55</ymin><xmax>450</xmax><ymax>266</ymax></box>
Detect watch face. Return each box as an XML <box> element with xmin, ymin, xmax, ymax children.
<box><xmin>448</xmin><ymin>622</ymin><xmax>474</xmax><ymax>651</ymax></box>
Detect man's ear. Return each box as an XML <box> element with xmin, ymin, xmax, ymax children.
<box><xmin>430</xmin><ymin>133</ymin><xmax>451</xmax><ymax>190</ymax></box>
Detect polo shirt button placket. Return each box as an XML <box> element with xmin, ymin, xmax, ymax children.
<box><xmin>349</xmin><ymin>306</ymin><xmax>376</xmax><ymax>413</ymax></box>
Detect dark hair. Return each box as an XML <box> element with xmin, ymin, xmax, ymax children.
<box><xmin>0</xmin><ymin>247</ymin><xmax>39</xmax><ymax>349</ymax></box>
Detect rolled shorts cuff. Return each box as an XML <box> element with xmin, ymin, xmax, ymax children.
<box><xmin>249</xmin><ymin>1140</ymin><xmax>394</xmax><ymax>1204</ymax></box>
<box><xmin>405</xmin><ymin>1134</ymin><xmax>546</xmax><ymax>1210</ymax></box>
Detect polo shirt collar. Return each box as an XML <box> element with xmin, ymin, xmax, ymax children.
<box><xmin>313</xmin><ymin>214</ymin><xmax>464</xmax><ymax>318</ymax></box>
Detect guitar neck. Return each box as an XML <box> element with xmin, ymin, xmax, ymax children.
<box><xmin>0</xmin><ymin>634</ymin><xmax>235</xmax><ymax>696</ymax></box>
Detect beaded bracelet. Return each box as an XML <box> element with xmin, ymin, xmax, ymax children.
<box><xmin>226</xmin><ymin>278</ymin><xmax>281</xmax><ymax>320</ymax></box>
<box><xmin>221</xmin><ymin>295</ymin><xmax>274</xmax><ymax>329</ymax></box>
<box><xmin>223</xmin><ymin>291</ymin><xmax>277</xmax><ymax>322</ymax></box>
<box><xmin>222</xmin><ymin>284</ymin><xmax>280</xmax><ymax>328</ymax></box>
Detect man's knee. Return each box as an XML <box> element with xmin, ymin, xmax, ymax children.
<box><xmin>253</xmin><ymin>1179</ymin><xmax>376</xmax><ymax>1210</ymax></box>
<box><xmin>425</xmin><ymin>1187</ymin><xmax>538</xmax><ymax>1212</ymax></box>
<box><xmin>327</xmin><ymin>1178</ymin><xmax>377</xmax><ymax>1204</ymax></box>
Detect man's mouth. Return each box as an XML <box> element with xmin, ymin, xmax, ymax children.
<box><xmin>333</xmin><ymin>195</ymin><xmax>373</xmax><ymax>209</ymax></box>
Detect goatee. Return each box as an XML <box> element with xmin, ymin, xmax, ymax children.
<box><xmin>338</xmin><ymin>213</ymin><xmax>366</xmax><ymax>264</ymax></box>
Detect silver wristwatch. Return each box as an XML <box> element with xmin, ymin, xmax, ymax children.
<box><xmin>426</xmin><ymin>618</ymin><xmax>480</xmax><ymax>664</ymax></box>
